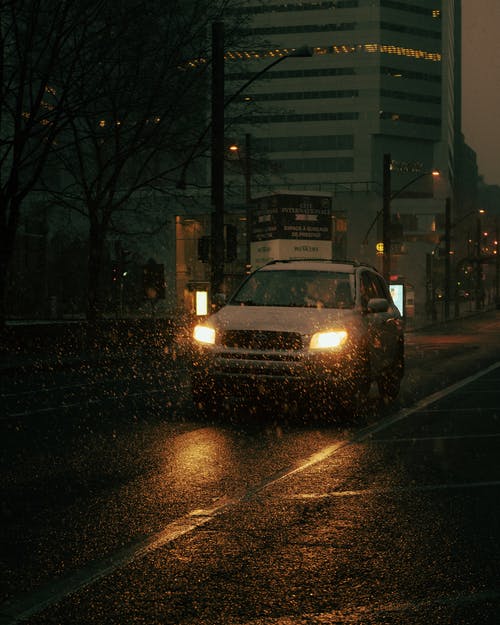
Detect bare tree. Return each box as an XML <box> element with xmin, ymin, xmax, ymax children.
<box><xmin>44</xmin><ymin>0</ymin><xmax>252</xmax><ymax>321</ymax></box>
<box><xmin>0</xmin><ymin>0</ymin><xmax>111</xmax><ymax>325</ymax></box>
<box><xmin>1</xmin><ymin>0</ymin><xmax>256</xmax><ymax>323</ymax></box>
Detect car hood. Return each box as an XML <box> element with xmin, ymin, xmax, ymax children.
<box><xmin>208</xmin><ymin>304</ymin><xmax>358</xmax><ymax>335</ymax></box>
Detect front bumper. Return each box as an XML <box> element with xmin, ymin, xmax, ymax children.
<box><xmin>190</xmin><ymin>345</ymin><xmax>361</xmax><ymax>395</ymax></box>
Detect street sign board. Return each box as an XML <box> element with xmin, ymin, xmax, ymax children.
<box><xmin>251</xmin><ymin>193</ymin><xmax>332</xmax><ymax>242</ymax></box>
<box><xmin>250</xmin><ymin>239</ymin><xmax>333</xmax><ymax>268</ymax></box>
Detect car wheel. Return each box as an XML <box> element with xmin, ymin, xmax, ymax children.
<box><xmin>378</xmin><ymin>371</ymin><xmax>400</xmax><ymax>403</ymax></box>
<box><xmin>378</xmin><ymin>345</ymin><xmax>404</xmax><ymax>403</ymax></box>
<box><xmin>336</xmin><ymin>355</ymin><xmax>371</xmax><ymax>420</ymax></box>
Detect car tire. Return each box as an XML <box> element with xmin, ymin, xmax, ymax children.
<box><xmin>378</xmin><ymin>343</ymin><xmax>404</xmax><ymax>403</ymax></box>
<box><xmin>335</xmin><ymin>353</ymin><xmax>371</xmax><ymax>421</ymax></box>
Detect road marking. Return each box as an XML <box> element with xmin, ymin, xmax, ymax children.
<box><xmin>3</xmin><ymin>360</ymin><xmax>499</xmax><ymax>625</ymax></box>
<box><xmin>357</xmin><ymin>361</ymin><xmax>500</xmax><ymax>443</ymax></box>
<box><xmin>370</xmin><ymin>432</ymin><xmax>500</xmax><ymax>443</ymax></box>
<box><xmin>289</xmin><ymin>479</ymin><xmax>500</xmax><ymax>499</ymax></box>
<box><xmin>1</xmin><ymin>497</ymin><xmax>238</xmax><ymax>625</ymax></box>
<box><xmin>238</xmin><ymin>590</ymin><xmax>500</xmax><ymax>624</ymax></box>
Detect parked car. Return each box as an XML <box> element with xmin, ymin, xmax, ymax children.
<box><xmin>189</xmin><ymin>259</ymin><xmax>404</xmax><ymax>419</ymax></box>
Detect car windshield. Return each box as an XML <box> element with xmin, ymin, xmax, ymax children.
<box><xmin>229</xmin><ymin>270</ymin><xmax>354</xmax><ymax>309</ymax></box>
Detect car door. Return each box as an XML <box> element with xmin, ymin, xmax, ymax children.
<box><xmin>359</xmin><ymin>270</ymin><xmax>400</xmax><ymax>374</ymax></box>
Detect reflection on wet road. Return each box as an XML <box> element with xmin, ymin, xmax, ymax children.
<box><xmin>3</xmin><ymin>361</ymin><xmax>499</xmax><ymax>624</ymax></box>
<box><xmin>1</xmin><ymin>312</ymin><xmax>499</xmax><ymax>624</ymax></box>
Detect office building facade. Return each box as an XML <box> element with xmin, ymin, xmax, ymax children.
<box><xmin>221</xmin><ymin>0</ymin><xmax>461</xmax><ymax>324</ymax></box>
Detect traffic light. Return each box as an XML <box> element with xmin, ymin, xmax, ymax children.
<box><xmin>197</xmin><ymin>236</ymin><xmax>211</xmax><ymax>262</ymax></box>
<box><xmin>225</xmin><ymin>224</ymin><xmax>237</xmax><ymax>262</ymax></box>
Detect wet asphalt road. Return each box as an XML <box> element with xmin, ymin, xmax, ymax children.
<box><xmin>1</xmin><ymin>311</ymin><xmax>499</xmax><ymax>624</ymax></box>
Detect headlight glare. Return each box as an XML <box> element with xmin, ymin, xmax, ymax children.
<box><xmin>193</xmin><ymin>325</ymin><xmax>216</xmax><ymax>345</ymax></box>
<box><xmin>310</xmin><ymin>330</ymin><xmax>348</xmax><ymax>350</ymax></box>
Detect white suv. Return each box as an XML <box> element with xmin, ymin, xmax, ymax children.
<box><xmin>190</xmin><ymin>259</ymin><xmax>404</xmax><ymax>417</ymax></box>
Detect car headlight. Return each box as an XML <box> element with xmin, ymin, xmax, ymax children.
<box><xmin>310</xmin><ymin>330</ymin><xmax>348</xmax><ymax>350</ymax></box>
<box><xmin>193</xmin><ymin>325</ymin><xmax>216</xmax><ymax>345</ymax></box>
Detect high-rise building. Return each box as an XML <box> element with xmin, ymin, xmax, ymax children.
<box><xmin>224</xmin><ymin>0</ymin><xmax>462</xmax><ymax>325</ymax></box>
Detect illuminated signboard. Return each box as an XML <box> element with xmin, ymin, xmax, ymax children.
<box><xmin>389</xmin><ymin>284</ymin><xmax>404</xmax><ymax>316</ymax></box>
<box><xmin>251</xmin><ymin>194</ymin><xmax>332</xmax><ymax>242</ymax></box>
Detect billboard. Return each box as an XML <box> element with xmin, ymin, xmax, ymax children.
<box><xmin>251</xmin><ymin>193</ymin><xmax>332</xmax><ymax>242</ymax></box>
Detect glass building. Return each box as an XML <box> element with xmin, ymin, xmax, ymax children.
<box><xmin>221</xmin><ymin>0</ymin><xmax>462</xmax><ymax>325</ymax></box>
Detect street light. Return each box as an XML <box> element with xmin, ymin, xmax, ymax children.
<box><xmin>474</xmin><ymin>209</ymin><xmax>486</xmax><ymax>310</ymax></box>
<box><xmin>211</xmin><ymin>23</ymin><xmax>313</xmax><ymax>299</ymax></box>
<box><xmin>363</xmin><ymin>154</ymin><xmax>440</xmax><ymax>281</ymax></box>
<box><xmin>228</xmin><ymin>134</ymin><xmax>252</xmax><ymax>267</ymax></box>
<box><xmin>382</xmin><ymin>154</ymin><xmax>440</xmax><ymax>282</ymax></box>
<box><xmin>434</xmin><ymin>208</ymin><xmax>486</xmax><ymax>317</ymax></box>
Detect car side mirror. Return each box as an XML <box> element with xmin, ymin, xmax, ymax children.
<box><xmin>366</xmin><ymin>297</ymin><xmax>389</xmax><ymax>313</ymax></box>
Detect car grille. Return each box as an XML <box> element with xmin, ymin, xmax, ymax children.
<box><xmin>220</xmin><ymin>330</ymin><xmax>303</xmax><ymax>351</ymax></box>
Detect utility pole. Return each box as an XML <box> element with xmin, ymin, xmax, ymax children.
<box><xmin>244</xmin><ymin>133</ymin><xmax>252</xmax><ymax>269</ymax></box>
<box><xmin>444</xmin><ymin>197</ymin><xmax>451</xmax><ymax>319</ymax></box>
<box><xmin>382</xmin><ymin>153</ymin><xmax>391</xmax><ymax>282</ymax></box>
<box><xmin>475</xmin><ymin>214</ymin><xmax>482</xmax><ymax>310</ymax></box>
<box><xmin>211</xmin><ymin>21</ymin><xmax>225</xmax><ymax>299</ymax></box>
<box><xmin>495</xmin><ymin>218</ymin><xmax>500</xmax><ymax>307</ymax></box>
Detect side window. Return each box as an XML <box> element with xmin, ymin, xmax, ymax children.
<box><xmin>360</xmin><ymin>271</ymin><xmax>376</xmax><ymax>307</ymax></box>
<box><xmin>360</xmin><ymin>271</ymin><xmax>388</xmax><ymax>305</ymax></box>
<box><xmin>371</xmin><ymin>274</ymin><xmax>388</xmax><ymax>299</ymax></box>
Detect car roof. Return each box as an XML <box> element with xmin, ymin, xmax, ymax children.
<box><xmin>257</xmin><ymin>259</ymin><xmax>372</xmax><ymax>274</ymax></box>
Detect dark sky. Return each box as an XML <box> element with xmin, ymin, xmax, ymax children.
<box><xmin>462</xmin><ymin>0</ymin><xmax>500</xmax><ymax>186</ymax></box>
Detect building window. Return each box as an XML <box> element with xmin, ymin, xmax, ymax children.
<box><xmin>276</xmin><ymin>157</ymin><xmax>354</xmax><ymax>174</ymax></box>
<box><xmin>254</xmin><ymin>135</ymin><xmax>354</xmax><ymax>152</ymax></box>
<box><xmin>381</xmin><ymin>1</ymin><xmax>440</xmax><ymax>17</ymax></box>
<box><xmin>379</xmin><ymin>111</ymin><xmax>441</xmax><ymax>126</ymax></box>
<box><xmin>239</xmin><ymin>112</ymin><xmax>360</xmax><ymax>124</ymax></box>
<box><xmin>226</xmin><ymin>67</ymin><xmax>356</xmax><ymax>81</ymax></box>
<box><xmin>381</xmin><ymin>89</ymin><xmax>441</xmax><ymax>105</ymax></box>
<box><xmin>231</xmin><ymin>1</ymin><xmax>358</xmax><ymax>15</ymax></box>
<box><xmin>240</xmin><ymin>90</ymin><xmax>358</xmax><ymax>103</ymax></box>
<box><xmin>241</xmin><ymin>23</ymin><xmax>356</xmax><ymax>36</ymax></box>
<box><xmin>381</xmin><ymin>66</ymin><xmax>441</xmax><ymax>83</ymax></box>
<box><xmin>380</xmin><ymin>21</ymin><xmax>441</xmax><ymax>40</ymax></box>
<box><xmin>227</xmin><ymin>45</ymin><xmax>441</xmax><ymax>63</ymax></box>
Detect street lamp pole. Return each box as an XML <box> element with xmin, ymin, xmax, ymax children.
<box><xmin>243</xmin><ymin>133</ymin><xmax>252</xmax><ymax>268</ymax></box>
<box><xmin>210</xmin><ymin>33</ymin><xmax>312</xmax><ymax>298</ymax></box>
<box><xmin>495</xmin><ymin>217</ymin><xmax>500</xmax><ymax>307</ymax></box>
<box><xmin>444</xmin><ymin>196</ymin><xmax>451</xmax><ymax>319</ymax></box>
<box><xmin>382</xmin><ymin>153</ymin><xmax>392</xmax><ymax>282</ymax></box>
<box><xmin>363</xmin><ymin>158</ymin><xmax>439</xmax><ymax>283</ymax></box>
<box><xmin>475</xmin><ymin>211</ymin><xmax>483</xmax><ymax>310</ymax></box>
<box><xmin>211</xmin><ymin>21</ymin><xmax>225</xmax><ymax>300</ymax></box>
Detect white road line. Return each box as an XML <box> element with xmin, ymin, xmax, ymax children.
<box><xmin>370</xmin><ymin>432</ymin><xmax>500</xmax><ymax>443</ymax></box>
<box><xmin>1</xmin><ymin>497</ymin><xmax>238</xmax><ymax>625</ymax></box>
<box><xmin>3</xmin><ymin>360</ymin><xmax>500</xmax><ymax>625</ymax></box>
<box><xmin>288</xmin><ymin>479</ymin><xmax>500</xmax><ymax>499</ymax></box>
<box><xmin>358</xmin><ymin>360</ymin><xmax>500</xmax><ymax>443</ymax></box>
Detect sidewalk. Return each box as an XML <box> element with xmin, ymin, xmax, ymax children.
<box><xmin>0</xmin><ymin>316</ymin><xmax>188</xmax><ymax>375</ymax></box>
